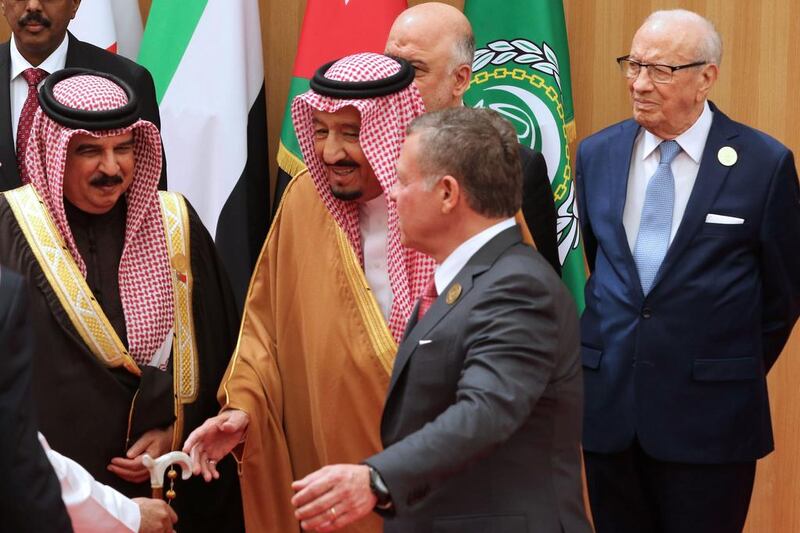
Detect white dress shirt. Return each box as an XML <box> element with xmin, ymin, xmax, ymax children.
<box><xmin>623</xmin><ymin>101</ymin><xmax>713</xmax><ymax>251</ymax></box>
<box><xmin>359</xmin><ymin>195</ymin><xmax>392</xmax><ymax>321</ymax></box>
<box><xmin>38</xmin><ymin>433</ymin><xmax>140</xmax><ymax>533</ymax></box>
<box><xmin>434</xmin><ymin>217</ymin><xmax>517</xmax><ymax>293</ymax></box>
<box><xmin>9</xmin><ymin>35</ymin><xmax>69</xmax><ymax>145</ymax></box>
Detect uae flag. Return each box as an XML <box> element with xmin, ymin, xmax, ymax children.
<box><xmin>68</xmin><ymin>0</ymin><xmax>143</xmax><ymax>59</ymax></box>
<box><xmin>138</xmin><ymin>0</ymin><xmax>269</xmax><ymax>310</ymax></box>
<box><xmin>464</xmin><ymin>0</ymin><xmax>587</xmax><ymax>311</ymax></box>
<box><xmin>273</xmin><ymin>0</ymin><xmax>407</xmax><ymax>211</ymax></box>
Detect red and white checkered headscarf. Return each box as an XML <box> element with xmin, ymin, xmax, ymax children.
<box><xmin>292</xmin><ymin>53</ymin><xmax>435</xmax><ymax>341</ymax></box>
<box><xmin>25</xmin><ymin>74</ymin><xmax>172</xmax><ymax>368</ymax></box>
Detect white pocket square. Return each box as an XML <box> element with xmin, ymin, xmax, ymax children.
<box><xmin>418</xmin><ymin>339</ymin><xmax>433</xmax><ymax>346</ymax></box>
<box><xmin>705</xmin><ymin>213</ymin><xmax>744</xmax><ymax>225</ymax></box>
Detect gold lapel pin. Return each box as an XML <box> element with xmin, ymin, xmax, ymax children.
<box><xmin>446</xmin><ymin>283</ymin><xmax>462</xmax><ymax>304</ymax></box>
<box><xmin>717</xmin><ymin>146</ymin><xmax>738</xmax><ymax>167</ymax></box>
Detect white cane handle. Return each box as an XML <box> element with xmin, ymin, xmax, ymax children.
<box><xmin>142</xmin><ymin>451</ymin><xmax>194</xmax><ymax>489</ymax></box>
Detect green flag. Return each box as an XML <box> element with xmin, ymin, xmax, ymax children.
<box><xmin>464</xmin><ymin>0</ymin><xmax>586</xmax><ymax>311</ymax></box>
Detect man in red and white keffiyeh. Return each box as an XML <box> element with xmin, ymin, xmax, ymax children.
<box><xmin>183</xmin><ymin>53</ymin><xmax>434</xmax><ymax>533</ymax></box>
<box><xmin>0</xmin><ymin>69</ymin><xmax>247</xmax><ymax>530</ymax></box>
<box><xmin>292</xmin><ymin>52</ymin><xmax>436</xmax><ymax>341</ymax></box>
<box><xmin>25</xmin><ymin>71</ymin><xmax>173</xmax><ymax>368</ymax></box>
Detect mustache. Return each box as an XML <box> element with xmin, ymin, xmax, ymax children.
<box><xmin>19</xmin><ymin>12</ymin><xmax>52</xmax><ymax>28</ymax></box>
<box><xmin>326</xmin><ymin>159</ymin><xmax>359</xmax><ymax>168</ymax></box>
<box><xmin>89</xmin><ymin>174</ymin><xmax>124</xmax><ymax>187</ymax></box>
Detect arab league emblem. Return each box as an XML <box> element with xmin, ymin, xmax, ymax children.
<box><xmin>465</xmin><ymin>37</ymin><xmax>580</xmax><ymax>268</ymax></box>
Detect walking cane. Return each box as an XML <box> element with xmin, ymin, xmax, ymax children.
<box><xmin>142</xmin><ymin>451</ymin><xmax>193</xmax><ymax>501</ymax></box>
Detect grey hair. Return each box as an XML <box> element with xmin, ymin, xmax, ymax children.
<box><xmin>645</xmin><ymin>9</ymin><xmax>723</xmax><ymax>66</ymax></box>
<box><xmin>451</xmin><ymin>26</ymin><xmax>476</xmax><ymax>71</ymax></box>
<box><xmin>407</xmin><ymin>107</ymin><xmax>522</xmax><ymax>218</ymax></box>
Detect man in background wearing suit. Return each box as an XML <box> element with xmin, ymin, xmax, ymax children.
<box><xmin>291</xmin><ymin>107</ymin><xmax>590</xmax><ymax>533</ymax></box>
<box><xmin>0</xmin><ymin>0</ymin><xmax>163</xmax><ymax>190</ymax></box>
<box><xmin>384</xmin><ymin>2</ymin><xmax>560</xmax><ymax>276</ymax></box>
<box><xmin>576</xmin><ymin>9</ymin><xmax>800</xmax><ymax>533</ymax></box>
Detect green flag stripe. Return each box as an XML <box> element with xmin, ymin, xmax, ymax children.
<box><xmin>138</xmin><ymin>0</ymin><xmax>208</xmax><ymax>103</ymax></box>
<box><xmin>279</xmin><ymin>77</ymin><xmax>311</xmax><ymax>160</ymax></box>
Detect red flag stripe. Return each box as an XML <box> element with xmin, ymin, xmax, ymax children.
<box><xmin>292</xmin><ymin>0</ymin><xmax>407</xmax><ymax>78</ymax></box>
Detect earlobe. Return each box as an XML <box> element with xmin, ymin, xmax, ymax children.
<box><xmin>440</xmin><ymin>175</ymin><xmax>459</xmax><ymax>214</ymax></box>
<box><xmin>453</xmin><ymin>65</ymin><xmax>472</xmax><ymax>97</ymax></box>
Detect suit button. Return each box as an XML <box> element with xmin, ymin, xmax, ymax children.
<box><xmin>641</xmin><ymin>307</ymin><xmax>652</xmax><ymax>319</ymax></box>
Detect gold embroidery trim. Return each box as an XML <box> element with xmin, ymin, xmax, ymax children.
<box><xmin>5</xmin><ymin>185</ymin><xmax>140</xmax><ymax>376</ymax></box>
<box><xmin>158</xmin><ymin>191</ymin><xmax>199</xmax><ymax>449</ymax></box>
<box><xmin>334</xmin><ymin>225</ymin><xmax>397</xmax><ymax>375</ymax></box>
<box><xmin>158</xmin><ymin>192</ymin><xmax>199</xmax><ymax>404</ymax></box>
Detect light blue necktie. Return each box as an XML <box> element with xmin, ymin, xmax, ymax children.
<box><xmin>633</xmin><ymin>140</ymin><xmax>681</xmax><ymax>295</ymax></box>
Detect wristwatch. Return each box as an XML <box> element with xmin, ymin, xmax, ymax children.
<box><xmin>367</xmin><ymin>465</ymin><xmax>393</xmax><ymax>509</ymax></box>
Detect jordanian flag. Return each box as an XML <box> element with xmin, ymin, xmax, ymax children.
<box><xmin>464</xmin><ymin>0</ymin><xmax>586</xmax><ymax>311</ymax></box>
<box><xmin>139</xmin><ymin>0</ymin><xmax>269</xmax><ymax>309</ymax></box>
<box><xmin>273</xmin><ymin>0</ymin><xmax>407</xmax><ymax>210</ymax></box>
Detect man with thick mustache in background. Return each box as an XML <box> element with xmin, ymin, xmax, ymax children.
<box><xmin>0</xmin><ymin>0</ymin><xmax>163</xmax><ymax>191</ymax></box>
<box><xmin>184</xmin><ymin>53</ymin><xmax>434</xmax><ymax>533</ymax></box>
<box><xmin>0</xmin><ymin>69</ymin><xmax>243</xmax><ymax>532</ymax></box>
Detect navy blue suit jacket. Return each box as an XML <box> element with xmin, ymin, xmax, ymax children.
<box><xmin>576</xmin><ymin>102</ymin><xmax>800</xmax><ymax>463</ymax></box>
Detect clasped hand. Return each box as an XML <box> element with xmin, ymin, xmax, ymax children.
<box><xmin>108</xmin><ymin>425</ymin><xmax>174</xmax><ymax>483</ymax></box>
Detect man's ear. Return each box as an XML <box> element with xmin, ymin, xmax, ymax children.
<box><xmin>453</xmin><ymin>64</ymin><xmax>472</xmax><ymax>99</ymax></box>
<box><xmin>439</xmin><ymin>175</ymin><xmax>460</xmax><ymax>214</ymax></box>
<box><xmin>697</xmin><ymin>64</ymin><xmax>718</xmax><ymax>101</ymax></box>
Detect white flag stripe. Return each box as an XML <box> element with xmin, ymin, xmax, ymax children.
<box><xmin>69</xmin><ymin>0</ymin><xmax>116</xmax><ymax>51</ymax></box>
<box><xmin>110</xmin><ymin>0</ymin><xmax>143</xmax><ymax>60</ymax></box>
<box><xmin>157</xmin><ymin>0</ymin><xmax>264</xmax><ymax>237</ymax></box>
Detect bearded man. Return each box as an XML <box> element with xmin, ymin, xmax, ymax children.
<box><xmin>184</xmin><ymin>53</ymin><xmax>434</xmax><ymax>533</ymax></box>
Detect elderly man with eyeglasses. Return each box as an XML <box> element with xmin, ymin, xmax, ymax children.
<box><xmin>575</xmin><ymin>9</ymin><xmax>800</xmax><ymax>533</ymax></box>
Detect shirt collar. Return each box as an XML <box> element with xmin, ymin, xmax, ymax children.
<box><xmin>434</xmin><ymin>217</ymin><xmax>516</xmax><ymax>293</ymax></box>
<box><xmin>10</xmin><ymin>33</ymin><xmax>69</xmax><ymax>81</ymax></box>
<box><xmin>641</xmin><ymin>100</ymin><xmax>713</xmax><ymax>164</ymax></box>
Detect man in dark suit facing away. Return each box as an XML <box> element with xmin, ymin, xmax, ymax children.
<box><xmin>290</xmin><ymin>107</ymin><xmax>591</xmax><ymax>533</ymax></box>
<box><xmin>0</xmin><ymin>266</ymin><xmax>73</xmax><ymax>533</ymax></box>
<box><xmin>0</xmin><ymin>0</ymin><xmax>163</xmax><ymax>191</ymax></box>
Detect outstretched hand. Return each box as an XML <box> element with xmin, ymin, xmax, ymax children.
<box><xmin>182</xmin><ymin>409</ymin><xmax>250</xmax><ymax>482</ymax></box>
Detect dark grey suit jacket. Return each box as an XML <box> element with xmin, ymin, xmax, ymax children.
<box><xmin>0</xmin><ymin>268</ymin><xmax>72</xmax><ymax>533</ymax></box>
<box><xmin>0</xmin><ymin>32</ymin><xmax>164</xmax><ymax>191</ymax></box>
<box><xmin>367</xmin><ymin>226</ymin><xmax>590</xmax><ymax>533</ymax></box>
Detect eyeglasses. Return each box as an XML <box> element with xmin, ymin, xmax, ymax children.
<box><xmin>616</xmin><ymin>55</ymin><xmax>707</xmax><ymax>84</ymax></box>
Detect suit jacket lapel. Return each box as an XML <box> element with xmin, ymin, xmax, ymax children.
<box><xmin>649</xmin><ymin>103</ymin><xmax>737</xmax><ymax>294</ymax></box>
<box><xmin>0</xmin><ymin>41</ymin><xmax>21</xmax><ymax>191</ymax></box>
<box><xmin>607</xmin><ymin>120</ymin><xmax>644</xmax><ymax>297</ymax></box>
<box><xmin>387</xmin><ymin>226</ymin><xmax>521</xmax><ymax>397</ymax></box>
<box><xmin>64</xmin><ymin>32</ymin><xmax>83</xmax><ymax>67</ymax></box>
